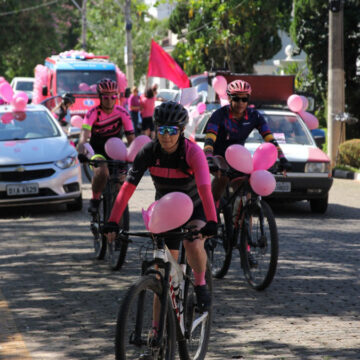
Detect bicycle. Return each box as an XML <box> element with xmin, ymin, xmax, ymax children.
<box><xmin>115</xmin><ymin>227</ymin><xmax>213</xmax><ymax>360</ymax></box>
<box><xmin>80</xmin><ymin>156</ymin><xmax>130</xmax><ymax>270</ymax></box>
<box><xmin>205</xmin><ymin>165</ymin><xmax>279</xmax><ymax>291</ymax></box>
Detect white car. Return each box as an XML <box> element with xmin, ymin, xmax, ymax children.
<box><xmin>191</xmin><ymin>107</ymin><xmax>333</xmax><ymax>213</ymax></box>
<box><xmin>0</xmin><ymin>104</ymin><xmax>82</xmax><ymax>210</ymax></box>
<box><xmin>10</xmin><ymin>77</ymin><xmax>35</xmax><ymax>103</ymax></box>
<box><xmin>155</xmin><ymin>89</ymin><xmax>180</xmax><ymax>107</ymax></box>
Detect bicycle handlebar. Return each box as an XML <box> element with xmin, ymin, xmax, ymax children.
<box><xmin>119</xmin><ymin>227</ymin><xmax>199</xmax><ymax>241</ymax></box>
<box><xmin>78</xmin><ymin>154</ymin><xmax>127</xmax><ymax>168</ymax></box>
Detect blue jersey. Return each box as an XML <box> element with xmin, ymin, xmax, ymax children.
<box><xmin>204</xmin><ymin>105</ymin><xmax>273</xmax><ymax>157</ymax></box>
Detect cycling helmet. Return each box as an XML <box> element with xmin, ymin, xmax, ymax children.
<box><xmin>226</xmin><ymin>79</ymin><xmax>252</xmax><ymax>96</ymax></box>
<box><xmin>96</xmin><ymin>78</ymin><xmax>118</xmax><ymax>95</ymax></box>
<box><xmin>62</xmin><ymin>92</ymin><xmax>75</xmax><ymax>105</ymax></box>
<box><xmin>154</xmin><ymin>101</ymin><xmax>189</xmax><ymax>128</ymax></box>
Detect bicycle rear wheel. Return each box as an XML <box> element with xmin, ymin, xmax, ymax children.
<box><xmin>178</xmin><ymin>260</ymin><xmax>213</xmax><ymax>360</ymax></box>
<box><xmin>239</xmin><ymin>200</ymin><xmax>278</xmax><ymax>291</ymax></box>
<box><xmin>115</xmin><ymin>275</ymin><xmax>176</xmax><ymax>360</ymax></box>
<box><xmin>205</xmin><ymin>200</ymin><xmax>233</xmax><ymax>279</ymax></box>
<box><xmin>107</xmin><ymin>205</ymin><xmax>130</xmax><ymax>270</ymax></box>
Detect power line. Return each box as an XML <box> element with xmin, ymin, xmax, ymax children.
<box><xmin>0</xmin><ymin>0</ymin><xmax>60</xmax><ymax>17</ymax></box>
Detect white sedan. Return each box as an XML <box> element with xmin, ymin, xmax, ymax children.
<box><xmin>0</xmin><ymin>104</ymin><xmax>82</xmax><ymax>210</ymax></box>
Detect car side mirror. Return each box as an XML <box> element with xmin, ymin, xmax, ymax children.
<box><xmin>42</xmin><ymin>85</ymin><xmax>48</xmax><ymax>96</ymax></box>
<box><xmin>311</xmin><ymin>129</ymin><xmax>325</xmax><ymax>148</ymax></box>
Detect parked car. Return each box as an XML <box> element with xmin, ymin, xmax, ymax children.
<box><xmin>10</xmin><ymin>77</ymin><xmax>35</xmax><ymax>103</ymax></box>
<box><xmin>190</xmin><ymin>107</ymin><xmax>333</xmax><ymax>213</ymax></box>
<box><xmin>155</xmin><ymin>89</ymin><xmax>180</xmax><ymax>107</ymax></box>
<box><xmin>0</xmin><ymin>104</ymin><xmax>82</xmax><ymax>210</ymax></box>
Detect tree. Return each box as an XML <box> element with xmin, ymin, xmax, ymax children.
<box><xmin>169</xmin><ymin>0</ymin><xmax>293</xmax><ymax>75</ymax></box>
<box><xmin>85</xmin><ymin>0</ymin><xmax>168</xmax><ymax>85</ymax></box>
<box><xmin>291</xmin><ymin>0</ymin><xmax>360</xmax><ymax>138</ymax></box>
<box><xmin>0</xmin><ymin>0</ymin><xmax>80</xmax><ymax>80</ymax></box>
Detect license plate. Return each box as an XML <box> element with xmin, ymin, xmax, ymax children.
<box><xmin>6</xmin><ymin>183</ymin><xmax>39</xmax><ymax>196</ymax></box>
<box><xmin>275</xmin><ymin>181</ymin><xmax>291</xmax><ymax>192</ymax></box>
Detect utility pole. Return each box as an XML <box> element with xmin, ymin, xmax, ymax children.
<box><xmin>327</xmin><ymin>0</ymin><xmax>345</xmax><ymax>167</ymax></box>
<box><xmin>125</xmin><ymin>0</ymin><xmax>134</xmax><ymax>88</ymax></box>
<box><xmin>81</xmin><ymin>0</ymin><xmax>87</xmax><ymax>50</ymax></box>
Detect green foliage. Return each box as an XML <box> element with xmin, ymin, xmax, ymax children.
<box><xmin>338</xmin><ymin>139</ymin><xmax>360</xmax><ymax>169</ymax></box>
<box><xmin>291</xmin><ymin>0</ymin><xmax>360</xmax><ymax>139</ymax></box>
<box><xmin>169</xmin><ymin>0</ymin><xmax>292</xmax><ymax>75</ymax></box>
<box><xmin>0</xmin><ymin>0</ymin><xmax>79</xmax><ymax>80</ymax></box>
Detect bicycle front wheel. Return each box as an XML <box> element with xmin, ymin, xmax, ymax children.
<box><xmin>206</xmin><ymin>200</ymin><xmax>233</xmax><ymax>279</ymax></box>
<box><xmin>107</xmin><ymin>205</ymin><xmax>130</xmax><ymax>271</ymax></box>
<box><xmin>178</xmin><ymin>260</ymin><xmax>213</xmax><ymax>360</ymax></box>
<box><xmin>239</xmin><ymin>200</ymin><xmax>278</xmax><ymax>291</ymax></box>
<box><xmin>115</xmin><ymin>275</ymin><xmax>176</xmax><ymax>360</ymax></box>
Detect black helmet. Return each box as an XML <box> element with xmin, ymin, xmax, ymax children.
<box><xmin>96</xmin><ymin>78</ymin><xmax>118</xmax><ymax>95</ymax></box>
<box><xmin>62</xmin><ymin>93</ymin><xmax>75</xmax><ymax>105</ymax></box>
<box><xmin>154</xmin><ymin>101</ymin><xmax>189</xmax><ymax>128</ymax></box>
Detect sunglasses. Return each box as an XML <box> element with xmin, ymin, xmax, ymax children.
<box><xmin>157</xmin><ymin>125</ymin><xmax>180</xmax><ymax>136</ymax></box>
<box><xmin>102</xmin><ymin>94</ymin><xmax>117</xmax><ymax>100</ymax></box>
<box><xmin>231</xmin><ymin>96</ymin><xmax>249</xmax><ymax>103</ymax></box>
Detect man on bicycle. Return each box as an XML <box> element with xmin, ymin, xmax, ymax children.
<box><xmin>77</xmin><ymin>78</ymin><xmax>135</xmax><ymax>214</ymax></box>
<box><xmin>204</xmin><ymin>79</ymin><xmax>291</xmax><ymax>203</ymax></box>
<box><xmin>104</xmin><ymin>101</ymin><xmax>217</xmax><ymax>313</ymax></box>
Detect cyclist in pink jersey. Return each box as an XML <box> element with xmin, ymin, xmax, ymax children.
<box><xmin>104</xmin><ymin>101</ymin><xmax>217</xmax><ymax>312</ymax></box>
<box><xmin>140</xmin><ymin>87</ymin><xmax>156</xmax><ymax>139</ymax></box>
<box><xmin>77</xmin><ymin>78</ymin><xmax>135</xmax><ymax>214</ymax></box>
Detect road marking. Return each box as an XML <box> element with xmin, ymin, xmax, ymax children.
<box><xmin>0</xmin><ymin>290</ymin><xmax>32</xmax><ymax>360</ymax></box>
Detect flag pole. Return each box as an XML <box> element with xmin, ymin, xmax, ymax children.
<box><xmin>145</xmin><ymin>39</ymin><xmax>153</xmax><ymax>91</ymax></box>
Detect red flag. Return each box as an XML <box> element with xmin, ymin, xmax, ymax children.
<box><xmin>147</xmin><ymin>39</ymin><xmax>190</xmax><ymax>89</ymax></box>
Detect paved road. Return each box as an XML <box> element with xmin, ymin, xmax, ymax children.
<box><xmin>0</xmin><ymin>175</ymin><xmax>359</xmax><ymax>360</ymax></box>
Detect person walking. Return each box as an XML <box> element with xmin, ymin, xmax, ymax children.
<box><xmin>140</xmin><ymin>87</ymin><xmax>156</xmax><ymax>139</ymax></box>
<box><xmin>128</xmin><ymin>86</ymin><xmax>141</xmax><ymax>136</ymax></box>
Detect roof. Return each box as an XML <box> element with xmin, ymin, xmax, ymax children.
<box><xmin>45</xmin><ymin>55</ymin><xmax>116</xmax><ymax>71</ymax></box>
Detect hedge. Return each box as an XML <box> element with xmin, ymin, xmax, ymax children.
<box><xmin>338</xmin><ymin>139</ymin><xmax>360</xmax><ymax>169</ymax></box>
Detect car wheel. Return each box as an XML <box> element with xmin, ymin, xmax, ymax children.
<box><xmin>309</xmin><ymin>196</ymin><xmax>328</xmax><ymax>214</ymax></box>
<box><xmin>66</xmin><ymin>195</ymin><xmax>83</xmax><ymax>211</ymax></box>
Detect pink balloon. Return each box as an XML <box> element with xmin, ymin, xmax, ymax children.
<box><xmin>253</xmin><ymin>143</ymin><xmax>278</xmax><ymax>171</ymax></box>
<box><xmin>0</xmin><ymin>77</ymin><xmax>6</xmax><ymax>84</ymax></box>
<box><xmin>197</xmin><ymin>102</ymin><xmax>206</xmax><ymax>114</ymax></box>
<box><xmin>14</xmin><ymin>91</ymin><xmax>29</xmax><ymax>103</ymax></box>
<box><xmin>212</xmin><ymin>76</ymin><xmax>227</xmax><ymax>97</ymax></box>
<box><xmin>105</xmin><ymin>137</ymin><xmax>127</xmax><ymax>160</ymax></box>
<box><xmin>83</xmin><ymin>143</ymin><xmax>95</xmax><ymax>158</ymax></box>
<box><xmin>220</xmin><ymin>97</ymin><xmax>229</xmax><ymax>106</ymax></box>
<box><xmin>70</xmin><ymin>115</ymin><xmax>83</xmax><ymax>128</ymax></box>
<box><xmin>189</xmin><ymin>109</ymin><xmax>199</xmax><ymax>119</ymax></box>
<box><xmin>127</xmin><ymin>135</ymin><xmax>152</xmax><ymax>162</ymax></box>
<box><xmin>0</xmin><ymin>82</ymin><xmax>14</xmax><ymax>103</ymax></box>
<box><xmin>298</xmin><ymin>111</ymin><xmax>319</xmax><ymax>130</ymax></box>
<box><xmin>250</xmin><ymin>170</ymin><xmax>276</xmax><ymax>196</ymax></box>
<box><xmin>300</xmin><ymin>95</ymin><xmax>308</xmax><ymax>111</ymax></box>
<box><xmin>148</xmin><ymin>192</ymin><xmax>194</xmax><ymax>234</ymax></box>
<box><xmin>79</xmin><ymin>82</ymin><xmax>90</xmax><ymax>91</ymax></box>
<box><xmin>12</xmin><ymin>96</ymin><xmax>27</xmax><ymax>111</ymax></box>
<box><xmin>90</xmin><ymin>84</ymin><xmax>97</xmax><ymax>92</ymax></box>
<box><xmin>287</xmin><ymin>94</ymin><xmax>303</xmax><ymax>113</ymax></box>
<box><xmin>141</xmin><ymin>200</ymin><xmax>158</xmax><ymax>230</ymax></box>
<box><xmin>225</xmin><ymin>144</ymin><xmax>253</xmax><ymax>174</ymax></box>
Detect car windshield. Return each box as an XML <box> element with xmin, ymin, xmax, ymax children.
<box><xmin>56</xmin><ymin>70</ymin><xmax>117</xmax><ymax>95</ymax></box>
<box><xmin>0</xmin><ymin>110</ymin><xmax>61</xmax><ymax>141</ymax></box>
<box><xmin>16</xmin><ymin>81</ymin><xmax>34</xmax><ymax>91</ymax></box>
<box><xmin>157</xmin><ymin>90</ymin><xmax>179</xmax><ymax>102</ymax></box>
<box><xmin>246</xmin><ymin>114</ymin><xmax>313</xmax><ymax>145</ymax></box>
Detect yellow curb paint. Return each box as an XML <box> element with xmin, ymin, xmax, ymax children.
<box><xmin>0</xmin><ymin>291</ymin><xmax>32</xmax><ymax>360</ymax></box>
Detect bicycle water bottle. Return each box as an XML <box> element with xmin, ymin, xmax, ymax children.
<box><xmin>165</xmin><ymin>248</ymin><xmax>182</xmax><ymax>296</ymax></box>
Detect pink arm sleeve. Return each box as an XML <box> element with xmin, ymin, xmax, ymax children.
<box><xmin>186</xmin><ymin>142</ymin><xmax>217</xmax><ymax>223</ymax></box>
<box><xmin>108</xmin><ymin>182</ymin><xmax>136</xmax><ymax>224</ymax></box>
<box><xmin>121</xmin><ymin>108</ymin><xmax>134</xmax><ymax>132</ymax></box>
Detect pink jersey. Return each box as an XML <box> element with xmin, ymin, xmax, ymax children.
<box><xmin>140</xmin><ymin>95</ymin><xmax>155</xmax><ymax>118</ymax></box>
<box><xmin>83</xmin><ymin>105</ymin><xmax>134</xmax><ymax>137</ymax></box>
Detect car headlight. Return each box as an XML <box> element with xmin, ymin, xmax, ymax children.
<box><xmin>304</xmin><ymin>162</ymin><xmax>330</xmax><ymax>173</ymax></box>
<box><xmin>55</xmin><ymin>154</ymin><xmax>77</xmax><ymax>169</ymax></box>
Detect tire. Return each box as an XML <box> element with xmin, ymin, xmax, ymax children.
<box><xmin>66</xmin><ymin>195</ymin><xmax>83</xmax><ymax>211</ymax></box>
<box><xmin>115</xmin><ymin>275</ymin><xmax>176</xmax><ymax>360</ymax></box>
<box><xmin>205</xmin><ymin>199</ymin><xmax>233</xmax><ymax>279</ymax></box>
<box><xmin>107</xmin><ymin>206</ymin><xmax>130</xmax><ymax>270</ymax></box>
<box><xmin>178</xmin><ymin>260</ymin><xmax>213</xmax><ymax>360</ymax></box>
<box><xmin>92</xmin><ymin>197</ymin><xmax>106</xmax><ymax>260</ymax></box>
<box><xmin>239</xmin><ymin>200</ymin><xmax>278</xmax><ymax>291</ymax></box>
<box><xmin>310</xmin><ymin>195</ymin><xmax>328</xmax><ymax>214</ymax></box>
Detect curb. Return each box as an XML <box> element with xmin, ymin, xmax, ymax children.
<box><xmin>333</xmin><ymin>169</ymin><xmax>360</xmax><ymax>181</ymax></box>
